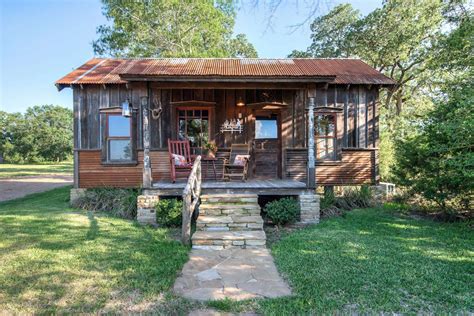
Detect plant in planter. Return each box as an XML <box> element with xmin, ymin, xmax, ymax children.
<box><xmin>203</xmin><ymin>141</ymin><xmax>218</xmax><ymax>158</ymax></box>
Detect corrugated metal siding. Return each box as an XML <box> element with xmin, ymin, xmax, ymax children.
<box><xmin>56</xmin><ymin>58</ymin><xmax>396</xmax><ymax>86</ymax></box>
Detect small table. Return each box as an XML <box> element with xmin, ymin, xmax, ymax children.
<box><xmin>201</xmin><ymin>156</ymin><xmax>218</xmax><ymax>180</ymax></box>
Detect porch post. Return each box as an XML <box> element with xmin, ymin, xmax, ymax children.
<box><xmin>306</xmin><ymin>96</ymin><xmax>316</xmax><ymax>189</ymax></box>
<box><xmin>142</xmin><ymin>98</ymin><xmax>152</xmax><ymax>188</ymax></box>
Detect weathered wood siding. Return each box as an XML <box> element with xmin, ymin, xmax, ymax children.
<box><xmin>285</xmin><ymin>148</ymin><xmax>378</xmax><ymax>185</ymax></box>
<box><xmin>74</xmin><ymin>83</ymin><xmax>380</xmax><ymax>188</ymax></box>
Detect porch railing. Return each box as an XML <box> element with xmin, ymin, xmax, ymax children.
<box><xmin>181</xmin><ymin>155</ymin><xmax>202</xmax><ymax>246</ymax></box>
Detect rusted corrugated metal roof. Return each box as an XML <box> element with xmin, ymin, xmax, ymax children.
<box><xmin>56</xmin><ymin>58</ymin><xmax>396</xmax><ymax>86</ymax></box>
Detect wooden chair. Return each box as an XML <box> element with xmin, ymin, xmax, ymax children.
<box><xmin>168</xmin><ymin>139</ymin><xmax>195</xmax><ymax>183</ymax></box>
<box><xmin>223</xmin><ymin>144</ymin><xmax>251</xmax><ymax>181</ymax></box>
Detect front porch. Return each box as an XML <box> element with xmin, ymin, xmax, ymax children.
<box><xmin>146</xmin><ymin>178</ymin><xmax>307</xmax><ymax>196</ymax></box>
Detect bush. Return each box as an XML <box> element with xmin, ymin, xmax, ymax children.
<box><xmin>321</xmin><ymin>185</ymin><xmax>377</xmax><ymax>218</ymax></box>
<box><xmin>73</xmin><ymin>188</ymin><xmax>140</xmax><ymax>219</ymax></box>
<box><xmin>264</xmin><ymin>197</ymin><xmax>300</xmax><ymax>226</ymax></box>
<box><xmin>155</xmin><ymin>198</ymin><xmax>183</xmax><ymax>227</ymax></box>
<box><xmin>393</xmin><ymin>83</ymin><xmax>473</xmax><ymax>215</ymax></box>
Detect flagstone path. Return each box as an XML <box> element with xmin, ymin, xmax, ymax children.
<box><xmin>174</xmin><ymin>247</ymin><xmax>291</xmax><ymax>301</ymax></box>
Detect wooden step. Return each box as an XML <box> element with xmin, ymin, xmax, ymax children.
<box><xmin>192</xmin><ymin>231</ymin><xmax>266</xmax><ymax>249</ymax></box>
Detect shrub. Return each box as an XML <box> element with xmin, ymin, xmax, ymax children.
<box><xmin>155</xmin><ymin>198</ymin><xmax>183</xmax><ymax>227</ymax></box>
<box><xmin>320</xmin><ymin>185</ymin><xmax>377</xmax><ymax>218</ymax></box>
<box><xmin>264</xmin><ymin>197</ymin><xmax>300</xmax><ymax>226</ymax></box>
<box><xmin>73</xmin><ymin>188</ymin><xmax>140</xmax><ymax>219</ymax></box>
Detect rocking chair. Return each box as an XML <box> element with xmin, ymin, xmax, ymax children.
<box><xmin>168</xmin><ymin>139</ymin><xmax>195</xmax><ymax>183</ymax></box>
<box><xmin>223</xmin><ymin>144</ymin><xmax>251</xmax><ymax>181</ymax></box>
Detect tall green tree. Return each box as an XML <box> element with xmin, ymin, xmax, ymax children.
<box><xmin>294</xmin><ymin>4</ymin><xmax>360</xmax><ymax>58</ymax></box>
<box><xmin>93</xmin><ymin>0</ymin><xmax>257</xmax><ymax>58</ymax></box>
<box><xmin>394</xmin><ymin>82</ymin><xmax>474</xmax><ymax>212</ymax></box>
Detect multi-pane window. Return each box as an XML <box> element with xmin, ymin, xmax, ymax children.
<box><xmin>177</xmin><ymin>108</ymin><xmax>210</xmax><ymax>150</ymax></box>
<box><xmin>107</xmin><ymin>115</ymin><xmax>132</xmax><ymax>161</ymax></box>
<box><xmin>315</xmin><ymin>114</ymin><xmax>336</xmax><ymax>160</ymax></box>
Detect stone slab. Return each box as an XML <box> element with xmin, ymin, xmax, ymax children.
<box><xmin>174</xmin><ymin>248</ymin><xmax>291</xmax><ymax>301</ymax></box>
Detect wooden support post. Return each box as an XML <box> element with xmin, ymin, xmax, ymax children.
<box><xmin>306</xmin><ymin>96</ymin><xmax>316</xmax><ymax>189</ymax></box>
<box><xmin>142</xmin><ymin>99</ymin><xmax>152</xmax><ymax>188</ymax></box>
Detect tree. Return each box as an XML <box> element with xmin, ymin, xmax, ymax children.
<box><xmin>93</xmin><ymin>0</ymin><xmax>258</xmax><ymax>58</ymax></box>
<box><xmin>394</xmin><ymin>83</ymin><xmax>474</xmax><ymax>213</ymax></box>
<box><xmin>0</xmin><ymin>106</ymin><xmax>73</xmax><ymax>163</ymax></box>
<box><xmin>306</xmin><ymin>4</ymin><xmax>360</xmax><ymax>58</ymax></box>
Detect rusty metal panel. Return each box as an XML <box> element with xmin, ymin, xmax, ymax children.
<box><xmin>56</xmin><ymin>58</ymin><xmax>396</xmax><ymax>86</ymax></box>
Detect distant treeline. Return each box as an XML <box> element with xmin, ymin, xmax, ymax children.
<box><xmin>0</xmin><ymin>105</ymin><xmax>73</xmax><ymax>163</ymax></box>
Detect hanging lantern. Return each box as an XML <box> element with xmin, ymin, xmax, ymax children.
<box><xmin>122</xmin><ymin>99</ymin><xmax>131</xmax><ymax>117</ymax></box>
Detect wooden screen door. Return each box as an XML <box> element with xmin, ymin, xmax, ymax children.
<box><xmin>252</xmin><ymin>112</ymin><xmax>282</xmax><ymax>179</ymax></box>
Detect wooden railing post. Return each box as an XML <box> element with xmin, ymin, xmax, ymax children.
<box><xmin>181</xmin><ymin>155</ymin><xmax>202</xmax><ymax>246</ymax></box>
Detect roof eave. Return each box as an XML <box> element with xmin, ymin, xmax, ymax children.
<box><xmin>118</xmin><ymin>74</ymin><xmax>337</xmax><ymax>83</ymax></box>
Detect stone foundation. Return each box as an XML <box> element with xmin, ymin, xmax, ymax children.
<box><xmin>137</xmin><ymin>195</ymin><xmax>159</xmax><ymax>225</ymax></box>
<box><xmin>298</xmin><ymin>193</ymin><xmax>320</xmax><ymax>224</ymax></box>
<box><xmin>70</xmin><ymin>188</ymin><xmax>87</xmax><ymax>205</ymax></box>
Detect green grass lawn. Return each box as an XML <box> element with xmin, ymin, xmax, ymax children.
<box><xmin>0</xmin><ymin>187</ymin><xmax>192</xmax><ymax>314</ymax></box>
<box><xmin>1</xmin><ymin>188</ymin><xmax>472</xmax><ymax>314</ymax></box>
<box><xmin>260</xmin><ymin>206</ymin><xmax>474</xmax><ymax>314</ymax></box>
<box><xmin>0</xmin><ymin>162</ymin><xmax>73</xmax><ymax>178</ymax></box>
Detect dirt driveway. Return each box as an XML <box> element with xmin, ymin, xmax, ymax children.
<box><xmin>0</xmin><ymin>175</ymin><xmax>73</xmax><ymax>202</ymax></box>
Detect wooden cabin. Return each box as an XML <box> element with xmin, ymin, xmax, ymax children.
<box><xmin>57</xmin><ymin>58</ymin><xmax>395</xmax><ymax>200</ymax></box>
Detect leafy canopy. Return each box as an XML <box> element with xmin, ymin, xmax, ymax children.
<box><xmin>394</xmin><ymin>82</ymin><xmax>474</xmax><ymax>212</ymax></box>
<box><xmin>93</xmin><ymin>0</ymin><xmax>257</xmax><ymax>58</ymax></box>
<box><xmin>0</xmin><ymin>105</ymin><xmax>73</xmax><ymax>163</ymax></box>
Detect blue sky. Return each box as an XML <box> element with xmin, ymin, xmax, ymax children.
<box><xmin>0</xmin><ymin>0</ymin><xmax>381</xmax><ymax>113</ymax></box>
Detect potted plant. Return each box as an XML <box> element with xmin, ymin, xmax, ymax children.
<box><xmin>203</xmin><ymin>141</ymin><xmax>218</xmax><ymax>158</ymax></box>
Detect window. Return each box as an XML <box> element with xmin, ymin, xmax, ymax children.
<box><xmin>255</xmin><ymin>117</ymin><xmax>278</xmax><ymax>139</ymax></box>
<box><xmin>177</xmin><ymin>108</ymin><xmax>210</xmax><ymax>150</ymax></box>
<box><xmin>315</xmin><ymin>114</ymin><xmax>336</xmax><ymax>160</ymax></box>
<box><xmin>107</xmin><ymin>115</ymin><xmax>132</xmax><ymax>161</ymax></box>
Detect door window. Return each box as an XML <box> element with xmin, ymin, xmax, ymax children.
<box><xmin>177</xmin><ymin>108</ymin><xmax>210</xmax><ymax>150</ymax></box>
<box><xmin>255</xmin><ymin>117</ymin><xmax>278</xmax><ymax>139</ymax></box>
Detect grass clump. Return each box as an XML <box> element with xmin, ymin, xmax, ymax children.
<box><xmin>321</xmin><ymin>185</ymin><xmax>377</xmax><ymax>218</ymax></box>
<box><xmin>73</xmin><ymin>187</ymin><xmax>140</xmax><ymax>219</ymax></box>
<box><xmin>155</xmin><ymin>198</ymin><xmax>183</xmax><ymax>227</ymax></box>
<box><xmin>264</xmin><ymin>197</ymin><xmax>300</xmax><ymax>226</ymax></box>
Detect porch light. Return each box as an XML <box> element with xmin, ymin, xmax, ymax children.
<box><xmin>122</xmin><ymin>99</ymin><xmax>131</xmax><ymax>117</ymax></box>
<box><xmin>236</xmin><ymin>96</ymin><xmax>245</xmax><ymax>107</ymax></box>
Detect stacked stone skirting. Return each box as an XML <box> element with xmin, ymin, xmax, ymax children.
<box><xmin>298</xmin><ymin>193</ymin><xmax>320</xmax><ymax>224</ymax></box>
<box><xmin>70</xmin><ymin>188</ymin><xmax>86</xmax><ymax>205</ymax></box>
<box><xmin>137</xmin><ymin>195</ymin><xmax>159</xmax><ymax>225</ymax></box>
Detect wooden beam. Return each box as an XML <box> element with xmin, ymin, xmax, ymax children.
<box><xmin>149</xmin><ymin>81</ymin><xmax>322</xmax><ymax>90</ymax></box>
<box><xmin>306</xmin><ymin>96</ymin><xmax>316</xmax><ymax>189</ymax></box>
<box><xmin>142</xmin><ymin>86</ymin><xmax>152</xmax><ymax>188</ymax></box>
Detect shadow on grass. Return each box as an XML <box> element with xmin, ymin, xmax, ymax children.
<box><xmin>0</xmin><ymin>186</ymin><xmax>191</xmax><ymax>314</ymax></box>
<box><xmin>260</xmin><ymin>208</ymin><xmax>474</xmax><ymax>314</ymax></box>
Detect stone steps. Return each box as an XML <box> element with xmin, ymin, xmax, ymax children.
<box><xmin>197</xmin><ymin>215</ymin><xmax>263</xmax><ymax>231</ymax></box>
<box><xmin>192</xmin><ymin>231</ymin><xmax>266</xmax><ymax>250</ymax></box>
<box><xmin>193</xmin><ymin>193</ymin><xmax>265</xmax><ymax>249</ymax></box>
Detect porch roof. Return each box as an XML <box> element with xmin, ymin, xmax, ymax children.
<box><xmin>56</xmin><ymin>58</ymin><xmax>396</xmax><ymax>88</ymax></box>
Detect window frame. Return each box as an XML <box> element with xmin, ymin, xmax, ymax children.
<box><xmin>315</xmin><ymin>112</ymin><xmax>337</xmax><ymax>161</ymax></box>
<box><xmin>106</xmin><ymin>114</ymin><xmax>133</xmax><ymax>162</ymax></box>
<box><xmin>255</xmin><ymin>116</ymin><xmax>279</xmax><ymax>140</ymax></box>
<box><xmin>175</xmin><ymin>106</ymin><xmax>212</xmax><ymax>152</ymax></box>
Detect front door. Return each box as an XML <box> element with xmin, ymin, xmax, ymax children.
<box><xmin>252</xmin><ymin>112</ymin><xmax>281</xmax><ymax>179</ymax></box>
